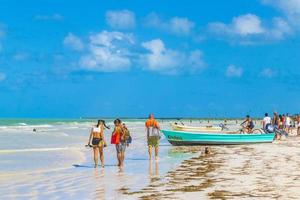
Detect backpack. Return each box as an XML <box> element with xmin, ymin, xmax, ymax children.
<box><xmin>123</xmin><ymin>128</ymin><xmax>132</xmax><ymax>144</ymax></box>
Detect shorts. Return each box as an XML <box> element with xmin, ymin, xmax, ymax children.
<box><xmin>247</xmin><ymin>125</ymin><xmax>254</xmax><ymax>129</ymax></box>
<box><xmin>116</xmin><ymin>142</ymin><xmax>126</xmax><ymax>153</ymax></box>
<box><xmin>148</xmin><ymin>136</ymin><xmax>160</xmax><ymax>147</ymax></box>
<box><xmin>92</xmin><ymin>138</ymin><xmax>103</xmax><ymax>147</ymax></box>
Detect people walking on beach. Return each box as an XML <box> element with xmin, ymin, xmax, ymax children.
<box><xmin>88</xmin><ymin>120</ymin><xmax>109</xmax><ymax>168</ymax></box>
<box><xmin>111</xmin><ymin>119</ymin><xmax>126</xmax><ymax>167</ymax></box>
<box><xmin>297</xmin><ymin>115</ymin><xmax>300</xmax><ymax>136</ymax></box>
<box><xmin>262</xmin><ymin>113</ymin><xmax>271</xmax><ymax>130</ymax></box>
<box><xmin>285</xmin><ymin>113</ymin><xmax>292</xmax><ymax>134</ymax></box>
<box><xmin>145</xmin><ymin>114</ymin><xmax>161</xmax><ymax>160</ymax></box>
<box><xmin>241</xmin><ymin>115</ymin><xmax>254</xmax><ymax>133</ymax></box>
<box><xmin>272</xmin><ymin>112</ymin><xmax>280</xmax><ymax>128</ymax></box>
<box><xmin>279</xmin><ymin>114</ymin><xmax>284</xmax><ymax>130</ymax></box>
<box><xmin>272</xmin><ymin>112</ymin><xmax>281</xmax><ymax>139</ymax></box>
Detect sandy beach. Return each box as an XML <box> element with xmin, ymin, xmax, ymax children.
<box><xmin>0</xmin><ymin>119</ymin><xmax>300</xmax><ymax>199</ymax></box>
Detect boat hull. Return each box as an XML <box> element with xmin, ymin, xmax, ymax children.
<box><xmin>162</xmin><ymin>130</ymin><xmax>275</xmax><ymax>146</ymax></box>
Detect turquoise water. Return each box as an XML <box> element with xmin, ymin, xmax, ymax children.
<box><xmin>0</xmin><ymin>118</ymin><xmax>93</xmax><ymax>126</ymax></box>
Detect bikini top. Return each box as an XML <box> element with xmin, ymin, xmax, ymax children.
<box><xmin>92</xmin><ymin>127</ymin><xmax>102</xmax><ymax>133</ymax></box>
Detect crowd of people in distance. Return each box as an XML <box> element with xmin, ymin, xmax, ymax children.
<box><xmin>242</xmin><ymin>112</ymin><xmax>300</xmax><ymax>139</ymax></box>
<box><xmin>87</xmin><ymin>112</ymin><xmax>300</xmax><ymax>168</ymax></box>
<box><xmin>87</xmin><ymin>114</ymin><xmax>160</xmax><ymax>168</ymax></box>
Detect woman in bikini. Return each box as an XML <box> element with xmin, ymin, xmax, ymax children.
<box><xmin>87</xmin><ymin>120</ymin><xmax>109</xmax><ymax>168</ymax></box>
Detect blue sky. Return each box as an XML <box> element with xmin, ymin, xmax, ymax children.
<box><xmin>0</xmin><ymin>0</ymin><xmax>300</xmax><ymax>118</ymax></box>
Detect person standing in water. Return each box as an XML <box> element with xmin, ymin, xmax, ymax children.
<box><xmin>145</xmin><ymin>114</ymin><xmax>161</xmax><ymax>160</ymax></box>
<box><xmin>111</xmin><ymin>119</ymin><xmax>126</xmax><ymax>167</ymax></box>
<box><xmin>87</xmin><ymin>120</ymin><xmax>109</xmax><ymax>168</ymax></box>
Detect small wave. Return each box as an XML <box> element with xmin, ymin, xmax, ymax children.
<box><xmin>0</xmin><ymin>147</ymin><xmax>81</xmax><ymax>154</ymax></box>
<box><xmin>18</xmin><ymin>123</ymin><xmax>28</xmax><ymax>126</ymax></box>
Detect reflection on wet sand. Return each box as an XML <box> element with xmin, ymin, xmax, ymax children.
<box><xmin>93</xmin><ymin>168</ymin><xmax>105</xmax><ymax>200</ymax></box>
<box><xmin>123</xmin><ymin>146</ymin><xmax>222</xmax><ymax>199</ymax></box>
<box><xmin>149</xmin><ymin>161</ymin><xmax>159</xmax><ymax>181</ymax></box>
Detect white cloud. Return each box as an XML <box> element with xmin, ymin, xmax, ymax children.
<box><xmin>64</xmin><ymin>31</ymin><xmax>205</xmax><ymax>74</ymax></box>
<box><xmin>262</xmin><ymin>0</ymin><xmax>300</xmax><ymax>25</ymax></box>
<box><xmin>260</xmin><ymin>68</ymin><xmax>278</xmax><ymax>78</ymax></box>
<box><xmin>140</xmin><ymin>39</ymin><xmax>205</xmax><ymax>74</ymax></box>
<box><xmin>105</xmin><ymin>10</ymin><xmax>136</xmax><ymax>29</ymax></box>
<box><xmin>89</xmin><ymin>31</ymin><xmax>134</xmax><ymax>47</ymax></box>
<box><xmin>144</xmin><ymin>13</ymin><xmax>195</xmax><ymax>35</ymax></box>
<box><xmin>262</xmin><ymin>0</ymin><xmax>300</xmax><ymax>15</ymax></box>
<box><xmin>226</xmin><ymin>65</ymin><xmax>243</xmax><ymax>77</ymax></box>
<box><xmin>79</xmin><ymin>31</ymin><xmax>133</xmax><ymax>72</ymax></box>
<box><xmin>209</xmin><ymin>13</ymin><xmax>292</xmax><ymax>42</ymax></box>
<box><xmin>169</xmin><ymin>17</ymin><xmax>195</xmax><ymax>35</ymax></box>
<box><xmin>268</xmin><ymin>17</ymin><xmax>292</xmax><ymax>39</ymax></box>
<box><xmin>34</xmin><ymin>14</ymin><xmax>63</xmax><ymax>21</ymax></box>
<box><xmin>0</xmin><ymin>72</ymin><xmax>6</xmax><ymax>82</ymax></box>
<box><xmin>209</xmin><ymin>14</ymin><xmax>265</xmax><ymax>37</ymax></box>
<box><xmin>63</xmin><ymin>33</ymin><xmax>84</xmax><ymax>51</ymax></box>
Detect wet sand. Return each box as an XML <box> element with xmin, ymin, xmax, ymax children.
<box><xmin>123</xmin><ymin>137</ymin><xmax>300</xmax><ymax>200</ymax></box>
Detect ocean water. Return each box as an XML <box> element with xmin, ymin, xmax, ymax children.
<box><xmin>0</xmin><ymin>119</ymin><xmax>199</xmax><ymax>199</ymax></box>
<box><xmin>1</xmin><ymin>119</ymin><xmax>299</xmax><ymax>199</ymax></box>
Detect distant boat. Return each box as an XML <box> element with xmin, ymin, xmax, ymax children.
<box><xmin>171</xmin><ymin>123</ymin><xmax>222</xmax><ymax>132</ymax></box>
<box><xmin>162</xmin><ymin>130</ymin><xmax>275</xmax><ymax>145</ymax></box>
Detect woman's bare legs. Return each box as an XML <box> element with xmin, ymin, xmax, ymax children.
<box><xmin>98</xmin><ymin>146</ymin><xmax>104</xmax><ymax>167</ymax></box>
<box><xmin>116</xmin><ymin>145</ymin><xmax>121</xmax><ymax>166</ymax></box>
<box><xmin>93</xmin><ymin>147</ymin><xmax>98</xmax><ymax>168</ymax></box>
<box><xmin>120</xmin><ymin>152</ymin><xmax>125</xmax><ymax>167</ymax></box>
<box><xmin>117</xmin><ymin>152</ymin><xmax>122</xmax><ymax>166</ymax></box>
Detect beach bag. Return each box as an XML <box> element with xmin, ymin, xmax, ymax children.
<box><xmin>123</xmin><ymin>129</ymin><xmax>132</xmax><ymax>144</ymax></box>
<box><xmin>149</xmin><ymin>127</ymin><xmax>161</xmax><ymax>139</ymax></box>
<box><xmin>111</xmin><ymin>132</ymin><xmax>120</xmax><ymax>144</ymax></box>
<box><xmin>148</xmin><ymin>120</ymin><xmax>161</xmax><ymax>138</ymax></box>
<box><xmin>127</xmin><ymin>135</ymin><xmax>132</xmax><ymax>144</ymax></box>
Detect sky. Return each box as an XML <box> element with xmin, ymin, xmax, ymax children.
<box><xmin>0</xmin><ymin>0</ymin><xmax>300</xmax><ymax>118</ymax></box>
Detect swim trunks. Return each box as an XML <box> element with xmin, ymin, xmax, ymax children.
<box><xmin>116</xmin><ymin>141</ymin><xmax>126</xmax><ymax>153</ymax></box>
<box><xmin>148</xmin><ymin>136</ymin><xmax>159</xmax><ymax>147</ymax></box>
